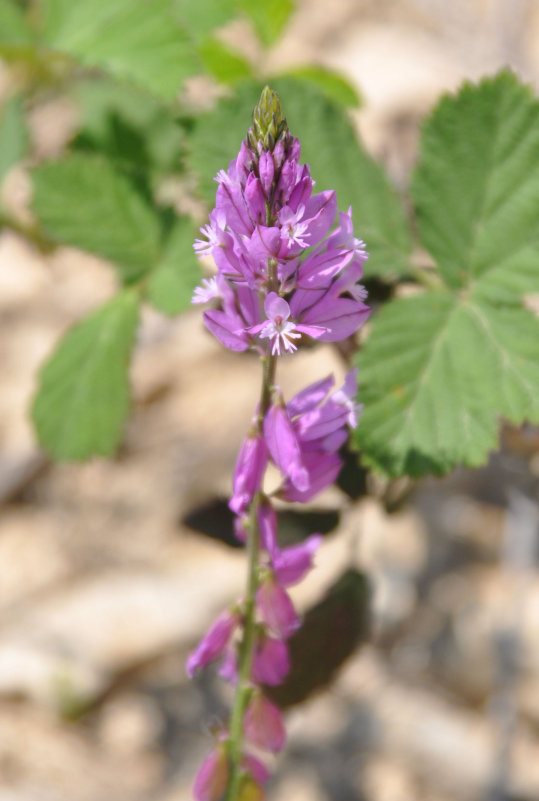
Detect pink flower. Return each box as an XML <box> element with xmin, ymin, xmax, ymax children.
<box><xmin>187</xmin><ymin>610</ymin><xmax>239</xmax><ymax>678</ymax></box>
<box><xmin>229</xmin><ymin>432</ymin><xmax>268</xmax><ymax>515</ymax></box>
<box><xmin>244</xmin><ymin>693</ymin><xmax>286</xmax><ymax>753</ymax></box>
<box><xmin>193</xmin><ymin>745</ymin><xmax>229</xmax><ymax>801</ymax></box>
<box><xmin>248</xmin><ymin>293</ymin><xmax>326</xmax><ymax>356</ymax></box>
<box><xmin>252</xmin><ymin>634</ymin><xmax>290</xmax><ymax>686</ymax></box>
<box><xmin>256</xmin><ymin>575</ymin><xmax>300</xmax><ymax>638</ymax></box>
<box><xmin>271</xmin><ymin>534</ymin><xmax>323</xmax><ymax>586</ymax></box>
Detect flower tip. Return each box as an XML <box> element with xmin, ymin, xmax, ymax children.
<box><xmin>249</xmin><ymin>86</ymin><xmax>289</xmax><ymax>152</ymax></box>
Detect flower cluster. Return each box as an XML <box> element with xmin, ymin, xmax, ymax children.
<box><xmin>188</xmin><ymin>87</ymin><xmax>369</xmax><ymax>800</ymax></box>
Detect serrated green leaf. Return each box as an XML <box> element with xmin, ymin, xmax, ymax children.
<box><xmin>357</xmin><ymin>292</ymin><xmax>497</xmax><ymax>476</ymax></box>
<box><xmin>0</xmin><ymin>95</ymin><xmax>28</xmax><ymax>186</ymax></box>
<box><xmin>70</xmin><ymin>78</ymin><xmax>183</xmax><ymax>177</ymax></box>
<box><xmin>356</xmin><ymin>290</ymin><xmax>539</xmax><ymax>477</ymax></box>
<box><xmin>33</xmin><ymin>291</ymin><xmax>139</xmax><ymax>460</ymax></box>
<box><xmin>40</xmin><ymin>0</ymin><xmax>199</xmax><ymax>99</ymax></box>
<box><xmin>147</xmin><ymin>217</ymin><xmax>201</xmax><ymax>315</ymax></box>
<box><xmin>198</xmin><ymin>35</ymin><xmax>253</xmax><ymax>85</ymax></box>
<box><xmin>277</xmin><ymin>65</ymin><xmax>361</xmax><ymax>107</ymax></box>
<box><xmin>413</xmin><ymin>71</ymin><xmax>539</xmax><ymax>296</ymax></box>
<box><xmin>32</xmin><ymin>154</ymin><xmax>161</xmax><ymax>282</ymax></box>
<box><xmin>358</xmin><ymin>72</ymin><xmax>539</xmax><ymax>478</ymax></box>
<box><xmin>188</xmin><ymin>78</ymin><xmax>411</xmax><ymax>277</ymax></box>
<box><xmin>238</xmin><ymin>0</ymin><xmax>293</xmax><ymax>47</ymax></box>
<box><xmin>0</xmin><ymin>0</ymin><xmax>34</xmax><ymax>44</ymax></box>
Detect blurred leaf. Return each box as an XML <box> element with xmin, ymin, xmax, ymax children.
<box><xmin>40</xmin><ymin>0</ymin><xmax>199</xmax><ymax>99</ymax></box>
<box><xmin>0</xmin><ymin>0</ymin><xmax>34</xmax><ymax>44</ymax></box>
<box><xmin>147</xmin><ymin>217</ymin><xmax>201</xmax><ymax>315</ymax></box>
<box><xmin>238</xmin><ymin>0</ymin><xmax>294</xmax><ymax>47</ymax></box>
<box><xmin>197</xmin><ymin>35</ymin><xmax>254</xmax><ymax>85</ymax></box>
<box><xmin>413</xmin><ymin>70</ymin><xmax>539</xmax><ymax>296</ymax></box>
<box><xmin>266</xmin><ymin>569</ymin><xmax>370</xmax><ymax>708</ymax></box>
<box><xmin>32</xmin><ymin>153</ymin><xmax>161</xmax><ymax>282</ymax></box>
<box><xmin>189</xmin><ymin>79</ymin><xmax>411</xmax><ymax>278</ymax></box>
<box><xmin>175</xmin><ymin>0</ymin><xmax>238</xmax><ymax>41</ymax></box>
<box><xmin>33</xmin><ymin>291</ymin><xmax>139</xmax><ymax>460</ymax></box>
<box><xmin>71</xmin><ymin>78</ymin><xmax>183</xmax><ymax>176</ymax></box>
<box><xmin>0</xmin><ymin>94</ymin><xmax>28</xmax><ymax>185</ymax></box>
<box><xmin>277</xmin><ymin>65</ymin><xmax>361</xmax><ymax>107</ymax></box>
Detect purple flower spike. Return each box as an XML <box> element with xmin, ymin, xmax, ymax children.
<box><xmin>256</xmin><ymin>575</ymin><xmax>300</xmax><ymax>638</ymax></box>
<box><xmin>188</xmin><ymin>87</ymin><xmax>370</xmax><ymax>798</ymax></box>
<box><xmin>230</xmin><ymin>432</ymin><xmax>268</xmax><ymax>515</ymax></box>
<box><xmin>193</xmin><ymin>745</ymin><xmax>229</xmax><ymax>801</ymax></box>
<box><xmin>253</xmin><ymin>634</ymin><xmax>290</xmax><ymax>686</ymax></box>
<box><xmin>187</xmin><ymin>610</ymin><xmax>238</xmax><ymax>678</ymax></box>
<box><xmin>244</xmin><ymin>692</ymin><xmax>286</xmax><ymax>753</ymax></box>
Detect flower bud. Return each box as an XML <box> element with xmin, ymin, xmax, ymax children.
<box><xmin>248</xmin><ymin>86</ymin><xmax>290</xmax><ymax>153</ymax></box>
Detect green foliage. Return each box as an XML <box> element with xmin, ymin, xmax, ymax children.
<box><xmin>32</xmin><ymin>153</ymin><xmax>161</xmax><ymax>282</ymax></box>
<box><xmin>0</xmin><ymin>94</ymin><xmax>28</xmax><ymax>186</ymax></box>
<box><xmin>175</xmin><ymin>0</ymin><xmax>238</xmax><ymax>41</ymax></box>
<box><xmin>70</xmin><ymin>78</ymin><xmax>183</xmax><ymax>177</ymax></box>
<box><xmin>197</xmin><ymin>35</ymin><xmax>254</xmax><ymax>84</ymax></box>
<box><xmin>0</xmin><ymin>0</ymin><xmax>34</xmax><ymax>45</ymax></box>
<box><xmin>279</xmin><ymin>65</ymin><xmax>361</xmax><ymax>107</ymax></box>
<box><xmin>188</xmin><ymin>78</ymin><xmax>411</xmax><ymax>278</ymax></box>
<box><xmin>238</xmin><ymin>0</ymin><xmax>294</xmax><ymax>47</ymax></box>
<box><xmin>33</xmin><ymin>291</ymin><xmax>139</xmax><ymax>460</ymax></box>
<box><xmin>147</xmin><ymin>217</ymin><xmax>201</xmax><ymax>315</ymax></box>
<box><xmin>357</xmin><ymin>71</ymin><xmax>539</xmax><ymax>477</ymax></box>
<box><xmin>40</xmin><ymin>0</ymin><xmax>199</xmax><ymax>99</ymax></box>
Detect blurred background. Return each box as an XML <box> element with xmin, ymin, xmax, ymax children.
<box><xmin>1</xmin><ymin>0</ymin><xmax>539</xmax><ymax>800</ymax></box>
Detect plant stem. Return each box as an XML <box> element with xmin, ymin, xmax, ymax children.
<box><xmin>225</xmin><ymin>347</ymin><xmax>277</xmax><ymax>799</ymax></box>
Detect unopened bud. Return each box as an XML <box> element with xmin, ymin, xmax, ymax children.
<box><xmin>248</xmin><ymin>86</ymin><xmax>289</xmax><ymax>153</ymax></box>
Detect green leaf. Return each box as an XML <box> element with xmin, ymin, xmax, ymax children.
<box><xmin>147</xmin><ymin>217</ymin><xmax>201</xmax><ymax>315</ymax></box>
<box><xmin>356</xmin><ymin>290</ymin><xmax>539</xmax><ymax>477</ymax></box>
<box><xmin>197</xmin><ymin>35</ymin><xmax>253</xmax><ymax>85</ymax></box>
<box><xmin>357</xmin><ymin>71</ymin><xmax>539</xmax><ymax>477</ymax></box>
<box><xmin>276</xmin><ymin>65</ymin><xmax>361</xmax><ymax>107</ymax></box>
<box><xmin>70</xmin><ymin>78</ymin><xmax>183</xmax><ymax>177</ymax></box>
<box><xmin>32</xmin><ymin>153</ymin><xmax>161</xmax><ymax>282</ymax></box>
<box><xmin>33</xmin><ymin>291</ymin><xmax>140</xmax><ymax>460</ymax></box>
<box><xmin>413</xmin><ymin>71</ymin><xmax>539</xmax><ymax>295</ymax></box>
<box><xmin>188</xmin><ymin>79</ymin><xmax>411</xmax><ymax>277</ymax></box>
<box><xmin>175</xmin><ymin>0</ymin><xmax>238</xmax><ymax>41</ymax></box>
<box><xmin>40</xmin><ymin>0</ymin><xmax>199</xmax><ymax>100</ymax></box>
<box><xmin>237</xmin><ymin>0</ymin><xmax>294</xmax><ymax>47</ymax></box>
<box><xmin>0</xmin><ymin>0</ymin><xmax>34</xmax><ymax>44</ymax></box>
<box><xmin>0</xmin><ymin>95</ymin><xmax>28</xmax><ymax>186</ymax></box>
